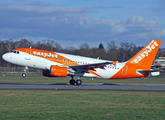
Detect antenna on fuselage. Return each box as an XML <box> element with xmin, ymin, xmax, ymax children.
<box><xmin>29</xmin><ymin>46</ymin><xmax>32</xmax><ymax>49</ymax></box>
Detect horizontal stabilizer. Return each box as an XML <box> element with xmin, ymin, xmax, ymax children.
<box><xmin>137</xmin><ymin>69</ymin><xmax>163</xmax><ymax>77</ymax></box>
<box><xmin>138</xmin><ymin>69</ymin><xmax>163</xmax><ymax>73</ymax></box>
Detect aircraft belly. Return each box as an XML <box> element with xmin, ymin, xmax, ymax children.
<box><xmin>83</xmin><ymin>63</ymin><xmax>125</xmax><ymax>79</ymax></box>
<box><xmin>97</xmin><ymin>69</ymin><xmax>119</xmax><ymax>79</ymax></box>
<box><xmin>83</xmin><ymin>68</ymin><xmax>118</xmax><ymax>79</ymax></box>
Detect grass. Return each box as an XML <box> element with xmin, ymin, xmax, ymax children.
<box><xmin>0</xmin><ymin>76</ymin><xmax>165</xmax><ymax>84</ymax></box>
<box><xmin>0</xmin><ymin>76</ymin><xmax>165</xmax><ymax>119</ymax></box>
<box><xmin>0</xmin><ymin>90</ymin><xmax>165</xmax><ymax>120</ymax></box>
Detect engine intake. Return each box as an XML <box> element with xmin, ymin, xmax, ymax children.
<box><xmin>42</xmin><ymin>70</ymin><xmax>52</xmax><ymax>77</ymax></box>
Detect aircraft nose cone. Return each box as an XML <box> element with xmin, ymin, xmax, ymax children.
<box><xmin>2</xmin><ymin>53</ymin><xmax>9</xmax><ymax>61</ymax></box>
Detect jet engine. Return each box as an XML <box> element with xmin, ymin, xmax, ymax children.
<box><xmin>42</xmin><ymin>65</ymin><xmax>74</xmax><ymax>77</ymax></box>
<box><xmin>50</xmin><ymin>65</ymin><xmax>68</xmax><ymax>77</ymax></box>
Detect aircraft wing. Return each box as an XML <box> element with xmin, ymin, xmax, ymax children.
<box><xmin>69</xmin><ymin>62</ymin><xmax>112</xmax><ymax>72</ymax></box>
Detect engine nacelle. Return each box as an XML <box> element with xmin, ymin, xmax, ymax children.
<box><xmin>50</xmin><ymin>65</ymin><xmax>68</xmax><ymax>77</ymax></box>
<box><xmin>42</xmin><ymin>65</ymin><xmax>69</xmax><ymax>77</ymax></box>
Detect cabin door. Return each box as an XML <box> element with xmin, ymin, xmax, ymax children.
<box><xmin>25</xmin><ymin>49</ymin><xmax>31</xmax><ymax>60</ymax></box>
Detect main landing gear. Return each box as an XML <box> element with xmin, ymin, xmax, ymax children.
<box><xmin>69</xmin><ymin>76</ymin><xmax>82</xmax><ymax>85</ymax></box>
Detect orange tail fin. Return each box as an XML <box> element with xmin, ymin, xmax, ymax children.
<box><xmin>127</xmin><ymin>40</ymin><xmax>161</xmax><ymax>69</ymax></box>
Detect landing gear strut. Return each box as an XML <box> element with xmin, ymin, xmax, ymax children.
<box><xmin>22</xmin><ymin>66</ymin><xmax>28</xmax><ymax>77</ymax></box>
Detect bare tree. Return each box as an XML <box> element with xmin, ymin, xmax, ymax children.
<box><xmin>5</xmin><ymin>39</ymin><xmax>13</xmax><ymax>52</ymax></box>
<box><xmin>14</xmin><ymin>41</ymin><xmax>20</xmax><ymax>48</ymax></box>
<box><xmin>107</xmin><ymin>41</ymin><xmax>119</xmax><ymax>61</ymax></box>
<box><xmin>119</xmin><ymin>42</ymin><xmax>130</xmax><ymax>61</ymax></box>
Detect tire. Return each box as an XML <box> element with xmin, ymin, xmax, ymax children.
<box><xmin>69</xmin><ymin>79</ymin><xmax>75</xmax><ymax>85</ymax></box>
<box><xmin>22</xmin><ymin>73</ymin><xmax>26</xmax><ymax>77</ymax></box>
<box><xmin>76</xmin><ymin>80</ymin><xmax>82</xmax><ymax>85</ymax></box>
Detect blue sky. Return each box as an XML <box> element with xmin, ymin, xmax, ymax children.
<box><xmin>0</xmin><ymin>0</ymin><xmax>165</xmax><ymax>48</ymax></box>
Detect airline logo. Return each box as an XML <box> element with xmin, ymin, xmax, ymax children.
<box><xmin>33</xmin><ymin>51</ymin><xmax>58</xmax><ymax>58</ymax></box>
<box><xmin>130</xmin><ymin>40</ymin><xmax>159</xmax><ymax>64</ymax></box>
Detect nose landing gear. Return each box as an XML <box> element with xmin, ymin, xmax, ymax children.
<box><xmin>22</xmin><ymin>66</ymin><xmax>28</xmax><ymax>77</ymax></box>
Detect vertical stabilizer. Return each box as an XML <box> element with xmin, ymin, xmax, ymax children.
<box><xmin>127</xmin><ymin>40</ymin><xmax>161</xmax><ymax>69</ymax></box>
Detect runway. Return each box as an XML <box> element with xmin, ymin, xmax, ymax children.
<box><xmin>0</xmin><ymin>83</ymin><xmax>165</xmax><ymax>91</ymax></box>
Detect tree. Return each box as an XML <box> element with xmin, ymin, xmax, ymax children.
<box><xmin>119</xmin><ymin>42</ymin><xmax>130</xmax><ymax>61</ymax></box>
<box><xmin>97</xmin><ymin>43</ymin><xmax>106</xmax><ymax>59</ymax></box>
<box><xmin>19</xmin><ymin>39</ymin><xmax>32</xmax><ymax>48</ymax></box>
<box><xmin>78</xmin><ymin>43</ymin><xmax>90</xmax><ymax>57</ymax></box>
<box><xmin>107</xmin><ymin>41</ymin><xmax>119</xmax><ymax>61</ymax></box>
<box><xmin>107</xmin><ymin>41</ymin><xmax>117</xmax><ymax>51</ymax></box>
<box><xmin>99</xmin><ymin>43</ymin><xmax>104</xmax><ymax>49</ymax></box>
<box><xmin>0</xmin><ymin>38</ymin><xmax>165</xmax><ymax>68</ymax></box>
<box><xmin>5</xmin><ymin>39</ymin><xmax>13</xmax><ymax>52</ymax></box>
<box><xmin>14</xmin><ymin>41</ymin><xmax>20</xmax><ymax>49</ymax></box>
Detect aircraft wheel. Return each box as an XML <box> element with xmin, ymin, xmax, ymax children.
<box><xmin>76</xmin><ymin>79</ymin><xmax>82</xmax><ymax>85</ymax></box>
<box><xmin>70</xmin><ymin>79</ymin><xmax>75</xmax><ymax>85</ymax></box>
<box><xmin>22</xmin><ymin>73</ymin><xmax>26</xmax><ymax>77</ymax></box>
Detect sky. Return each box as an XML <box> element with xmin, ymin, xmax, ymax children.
<box><xmin>0</xmin><ymin>0</ymin><xmax>165</xmax><ymax>48</ymax></box>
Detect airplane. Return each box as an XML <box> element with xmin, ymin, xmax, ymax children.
<box><xmin>2</xmin><ymin>40</ymin><xmax>162</xmax><ymax>85</ymax></box>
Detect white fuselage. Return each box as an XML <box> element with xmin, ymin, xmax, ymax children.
<box><xmin>2</xmin><ymin>50</ymin><xmax>125</xmax><ymax>79</ymax></box>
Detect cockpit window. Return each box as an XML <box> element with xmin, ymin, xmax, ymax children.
<box><xmin>10</xmin><ymin>51</ymin><xmax>19</xmax><ymax>54</ymax></box>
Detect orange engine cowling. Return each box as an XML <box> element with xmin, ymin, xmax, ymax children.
<box><xmin>50</xmin><ymin>65</ymin><xmax>68</xmax><ymax>77</ymax></box>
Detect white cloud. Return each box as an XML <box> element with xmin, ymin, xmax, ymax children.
<box><xmin>155</xmin><ymin>29</ymin><xmax>165</xmax><ymax>38</ymax></box>
<box><xmin>0</xmin><ymin>2</ymin><xmax>164</xmax><ymax>47</ymax></box>
<box><xmin>0</xmin><ymin>2</ymin><xmax>95</xmax><ymax>13</ymax></box>
<box><xmin>125</xmin><ymin>15</ymin><xmax>161</xmax><ymax>30</ymax></box>
<box><xmin>160</xmin><ymin>30</ymin><xmax>165</xmax><ymax>36</ymax></box>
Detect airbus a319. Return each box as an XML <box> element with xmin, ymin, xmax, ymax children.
<box><xmin>2</xmin><ymin>40</ymin><xmax>162</xmax><ymax>85</ymax></box>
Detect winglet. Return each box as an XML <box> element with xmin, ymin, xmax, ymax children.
<box><xmin>112</xmin><ymin>61</ymin><xmax>118</xmax><ymax>66</ymax></box>
<box><xmin>127</xmin><ymin>40</ymin><xmax>162</xmax><ymax>69</ymax></box>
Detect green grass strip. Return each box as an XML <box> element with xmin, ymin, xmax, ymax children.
<box><xmin>0</xmin><ymin>90</ymin><xmax>165</xmax><ymax>120</ymax></box>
